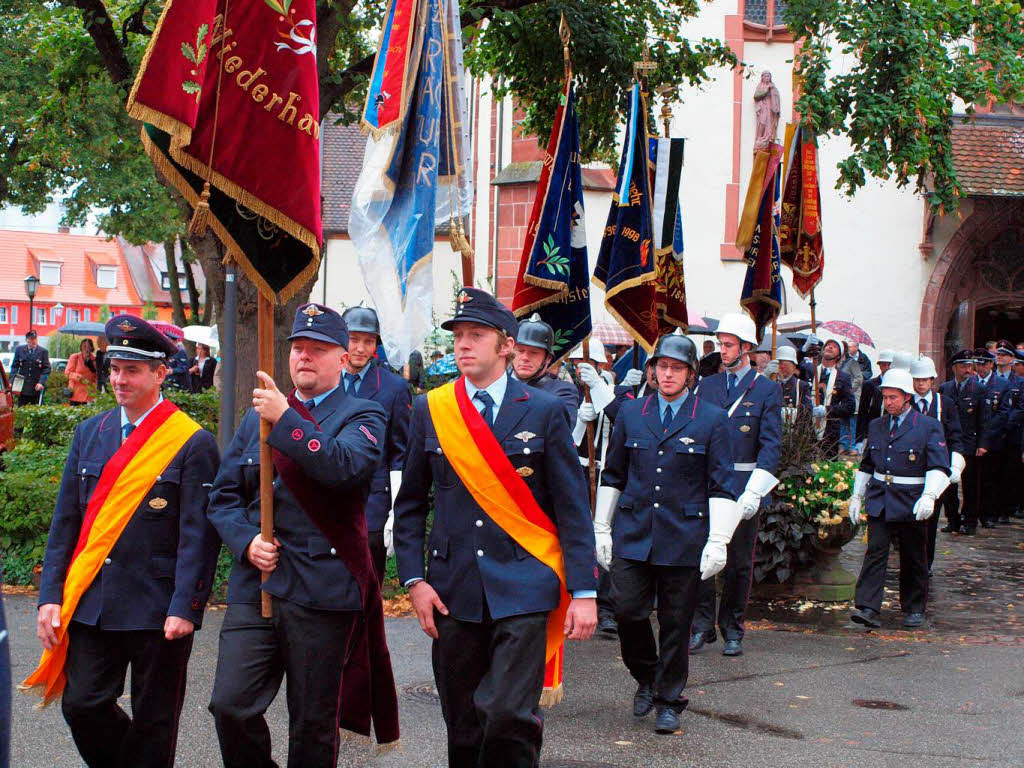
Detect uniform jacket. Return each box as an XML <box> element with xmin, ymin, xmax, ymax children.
<box><xmin>207</xmin><ymin>387</ymin><xmax>386</xmax><ymax>611</ymax></box>
<box><xmin>351</xmin><ymin>359</ymin><xmax>411</xmax><ymax>531</ymax></box>
<box><xmin>525</xmin><ymin>372</ymin><xmax>579</xmax><ymax>425</ymax></box>
<box><xmin>696</xmin><ymin>369</ymin><xmax>782</xmax><ymax>488</ymax></box>
<box><xmin>394</xmin><ymin>374</ymin><xmax>597</xmax><ymax>623</ymax></box>
<box><xmin>994</xmin><ymin>372</ymin><xmax>1024</xmax><ymax>451</ymax></box>
<box><xmin>779</xmin><ymin>376</ymin><xmax>812</xmax><ymax>412</ymax></box>
<box><xmin>38</xmin><ymin>408</ymin><xmax>221</xmax><ymax>629</ymax></box>
<box><xmin>10</xmin><ymin>344</ymin><xmax>50</xmax><ymax>389</ymax></box>
<box><xmin>166</xmin><ymin>348</ymin><xmax>190</xmax><ymax>390</ymax></box>
<box><xmin>976</xmin><ymin>374</ymin><xmax>1009</xmax><ymax>451</ymax></box>
<box><xmin>817</xmin><ymin>366</ymin><xmax>856</xmax><ymax>420</ymax></box>
<box><xmin>860</xmin><ymin>410</ymin><xmax>949</xmax><ymax>523</ymax></box>
<box><xmin>937</xmin><ymin>377</ymin><xmax>983</xmax><ymax>454</ymax></box>
<box><xmin>601</xmin><ymin>393</ymin><xmax>736</xmax><ymax>567</ymax></box>
<box><xmin>189</xmin><ymin>356</ymin><xmax>217</xmax><ymax>392</ymax></box>
<box><xmin>798</xmin><ymin>358</ymin><xmax>816</xmax><ymax>383</ymax></box>
<box><xmin>856</xmin><ymin>375</ymin><xmax>883</xmax><ymax>444</ymax></box>
<box><xmin>918</xmin><ymin>391</ymin><xmax>964</xmax><ymax>456</ymax></box>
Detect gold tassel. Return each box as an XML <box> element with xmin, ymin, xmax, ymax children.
<box><xmin>188</xmin><ymin>181</ymin><xmax>213</xmax><ymax>237</ymax></box>
<box><xmin>449</xmin><ymin>219</ymin><xmax>474</xmax><ymax>261</ymax></box>
<box><xmin>538</xmin><ymin>684</ymin><xmax>564</xmax><ymax>709</ymax></box>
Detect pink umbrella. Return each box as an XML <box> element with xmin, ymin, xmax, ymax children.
<box><xmin>151</xmin><ymin>320</ymin><xmax>184</xmax><ymax>341</ymax></box>
<box><xmin>818</xmin><ymin>320</ymin><xmax>874</xmax><ymax>347</ymax></box>
<box><xmin>591</xmin><ymin>320</ymin><xmax>634</xmax><ymax>346</ymax></box>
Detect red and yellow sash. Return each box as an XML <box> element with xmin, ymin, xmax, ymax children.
<box><xmin>427</xmin><ymin>378</ymin><xmax>570</xmax><ymax>707</ymax></box>
<box><xmin>20</xmin><ymin>400</ymin><xmax>201</xmax><ymax>706</ymax></box>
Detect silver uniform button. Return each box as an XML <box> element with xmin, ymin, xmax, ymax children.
<box><xmin>655</xmin><ymin>485</ymin><xmax>661</xmax><ymax>491</ymax></box>
<box><xmin>82</xmin><ymin>468</ymin><xmax>87</xmax><ymax>474</ymax></box>
<box><xmin>656</xmin><ymin>468</ymin><xmax>662</xmax><ymax>473</ymax></box>
<box><xmin>475</xmin><ymin>520</ymin><xmax>483</xmax><ymax>527</ymax></box>
<box><xmin>653</xmin><ymin>503</ymin><xmax>660</xmax><ymax>508</ymax></box>
<box><xmin>432</xmin><ymin>549</ymin><xmax>438</xmax><ymax>556</ymax></box>
<box><xmin>156</xmin><ymin>475</ymin><xmax>162</xmax><ymax>482</ymax></box>
<box><xmin>476</xmin><ymin>549</ymin><xmax>484</xmax><ymax>557</ymax></box>
<box><xmin>436</xmin><ymin>447</ymin><xmax>443</xmax><ymax>454</ymax></box>
<box><xmin>104</xmin><ymin>558</ymin><xmax>112</xmax><ymax>565</ymax></box>
<box><xmin>330</xmin><ymin>547</ymin><xmax>337</xmax><ymax>555</ymax></box>
<box><xmin>658</xmin><ymin>450</ymin><xmax>664</xmax><ymax>456</ymax></box>
<box><xmin>247</xmin><ymin>458</ymin><xmax>253</xmax><ymax>464</ymax></box>
<box><xmin>523</xmin><ymin>447</ymin><xmax>531</xmax><ymax>455</ymax></box>
<box><xmin>689</xmin><ymin>448</ymin><xmax>694</xmax><ymax>453</ymax></box>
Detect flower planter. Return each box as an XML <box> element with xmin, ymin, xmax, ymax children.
<box><xmin>792</xmin><ymin>516</ymin><xmax>858</xmax><ymax>602</ymax></box>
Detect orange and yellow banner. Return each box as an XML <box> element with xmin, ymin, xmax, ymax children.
<box><xmin>20</xmin><ymin>401</ymin><xmax>201</xmax><ymax>706</ymax></box>
<box><xmin>427</xmin><ymin>378</ymin><xmax>570</xmax><ymax>706</ymax></box>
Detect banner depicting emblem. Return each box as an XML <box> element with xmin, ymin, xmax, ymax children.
<box><xmin>510</xmin><ymin>81</ymin><xmax>591</xmax><ymax>363</ymax></box>
<box><xmin>593</xmin><ymin>85</ymin><xmax>659</xmax><ymax>352</ymax></box>
<box><xmin>739</xmin><ymin>143</ymin><xmax>784</xmax><ymax>338</ymax></box>
<box><xmin>778</xmin><ymin>125</ymin><xmax>825</xmax><ymax>298</ymax></box>
<box><xmin>127</xmin><ymin>0</ymin><xmax>322</xmax><ymax>302</ymax></box>
<box><xmin>349</xmin><ymin>0</ymin><xmax>473</xmax><ymax>365</ymax></box>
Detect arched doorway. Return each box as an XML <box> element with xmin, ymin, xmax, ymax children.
<box><xmin>920</xmin><ymin>199</ymin><xmax>1024</xmax><ymax>375</ymax></box>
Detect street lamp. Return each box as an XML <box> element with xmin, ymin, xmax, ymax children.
<box><xmin>24</xmin><ymin>275</ymin><xmax>39</xmax><ymax>334</ymax></box>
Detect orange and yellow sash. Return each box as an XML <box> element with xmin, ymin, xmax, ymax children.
<box><xmin>20</xmin><ymin>400</ymin><xmax>201</xmax><ymax>706</ymax></box>
<box><xmin>427</xmin><ymin>377</ymin><xmax>570</xmax><ymax>707</ymax></box>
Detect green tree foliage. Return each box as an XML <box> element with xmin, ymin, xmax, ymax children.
<box><xmin>787</xmin><ymin>0</ymin><xmax>1024</xmax><ymax>213</ymax></box>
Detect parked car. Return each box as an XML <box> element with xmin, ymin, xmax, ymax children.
<box><xmin>0</xmin><ymin>358</ymin><xmax>14</xmax><ymax>452</ymax></box>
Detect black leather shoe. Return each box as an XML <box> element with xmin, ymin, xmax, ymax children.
<box><xmin>654</xmin><ymin>706</ymin><xmax>680</xmax><ymax>734</ymax></box>
<box><xmin>850</xmin><ymin>607</ymin><xmax>882</xmax><ymax>628</ymax></box>
<box><xmin>940</xmin><ymin>525</ymin><xmax>955</xmax><ymax>533</ymax></box>
<box><xmin>981</xmin><ymin>520</ymin><xmax>996</xmax><ymax>529</ymax></box>
<box><xmin>902</xmin><ymin>612</ymin><xmax>925</xmax><ymax>628</ymax></box>
<box><xmin>722</xmin><ymin>639</ymin><xmax>743</xmax><ymax>656</ymax></box>
<box><xmin>597</xmin><ymin>616</ymin><xmax>618</xmax><ymax>636</ymax></box>
<box><xmin>998</xmin><ymin>515</ymin><xmax>1010</xmax><ymax>524</ymax></box>
<box><xmin>688</xmin><ymin>630</ymin><xmax>716</xmax><ymax>652</ymax></box>
<box><xmin>633</xmin><ymin>682</ymin><xmax>654</xmax><ymax>718</ymax></box>
<box><xmin>959</xmin><ymin>525</ymin><xmax>976</xmax><ymax>536</ymax></box>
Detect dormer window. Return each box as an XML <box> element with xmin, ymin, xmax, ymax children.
<box><xmin>97</xmin><ymin>265</ymin><xmax>118</xmax><ymax>289</ymax></box>
<box><xmin>40</xmin><ymin>261</ymin><xmax>61</xmax><ymax>285</ymax></box>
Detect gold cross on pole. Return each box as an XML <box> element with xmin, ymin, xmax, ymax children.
<box><xmin>633</xmin><ymin>43</ymin><xmax>656</xmax><ymax>93</ymax></box>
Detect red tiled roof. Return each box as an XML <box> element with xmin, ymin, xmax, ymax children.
<box><xmin>951</xmin><ymin>117</ymin><xmax>1024</xmax><ymax>197</ymax></box>
<box><xmin>321</xmin><ymin>117</ymin><xmax>367</xmax><ymax>235</ymax></box>
<box><xmin>0</xmin><ymin>230</ymin><xmax>142</xmax><ymax>307</ymax></box>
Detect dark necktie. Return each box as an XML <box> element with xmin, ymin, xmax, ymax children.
<box><xmin>122</xmin><ymin>423</ymin><xmax>136</xmax><ymax>442</ymax></box>
<box><xmin>916</xmin><ymin>398</ymin><xmax>926</xmax><ymax>413</ymax></box>
<box><xmin>345</xmin><ymin>372</ymin><xmax>359</xmax><ymax>394</ymax></box>
<box><xmin>889</xmin><ymin>416</ymin><xmax>899</xmax><ymax>437</ymax></box>
<box><xmin>726</xmin><ymin>372</ymin><xmax>736</xmax><ymax>397</ymax></box>
<box><xmin>474</xmin><ymin>390</ymin><xmax>496</xmax><ymax>427</ymax></box>
<box><xmin>302</xmin><ymin>398</ymin><xmax>315</xmax><ymax>412</ymax></box>
<box><xmin>662</xmin><ymin>405</ymin><xmax>673</xmax><ymax>433</ymax></box>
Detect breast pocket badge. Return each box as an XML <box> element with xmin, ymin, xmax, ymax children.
<box><xmin>739</xmin><ymin>425</ymin><xmax>751</xmax><ymax>433</ymax></box>
<box><xmin>149</xmin><ymin>497</ymin><xmax>169</xmax><ymax>510</ymax></box>
<box><xmin>514</xmin><ymin>431</ymin><xmax>536</xmax><ymax>442</ymax></box>
<box><xmin>516</xmin><ymin>466</ymin><xmax>534</xmax><ymax>477</ymax></box>
<box><xmin>679</xmin><ymin>437</ymin><xmax>695</xmax><ymax>444</ymax></box>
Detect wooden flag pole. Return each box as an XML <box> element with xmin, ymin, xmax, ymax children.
<box><xmin>809</xmin><ymin>286</ymin><xmax>817</xmax><ymax>332</ymax></box>
<box><xmin>257</xmin><ymin>292</ymin><xmax>275</xmax><ymax>619</ymax></box>
<box><xmin>583</xmin><ymin>347</ymin><xmax>598</xmax><ymax>517</ymax></box>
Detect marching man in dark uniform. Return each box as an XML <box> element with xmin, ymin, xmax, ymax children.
<box><xmin>394</xmin><ymin>287</ymin><xmax>597</xmax><ymax>768</ymax></box>
<box><xmin>207</xmin><ymin>303</ymin><xmax>399</xmax><ymax>767</ymax></box>
<box><xmin>938</xmin><ymin>349</ymin><xmax>983</xmax><ymax>534</ymax></box>
<box><xmin>848</xmin><ymin>369</ymin><xmax>950</xmax><ymax>629</ymax></box>
<box><xmin>690</xmin><ymin>313</ymin><xmax>782</xmax><ymax>657</ymax></box>
<box><xmin>814</xmin><ymin>339</ymin><xmax>856</xmax><ymax>459</ymax></box>
<box><xmin>973</xmin><ymin>348</ymin><xmax>1008</xmax><ymax>530</ymax></box>
<box><xmin>991</xmin><ymin>340</ymin><xmax>1022</xmax><ymax>524</ymax></box>
<box><xmin>23</xmin><ymin>315</ymin><xmax>221</xmax><ymax>767</ymax></box>
<box><xmin>856</xmin><ymin>349</ymin><xmax>893</xmax><ymax>445</ymax></box>
<box><xmin>341</xmin><ymin>305</ymin><xmax>411</xmax><ymax>585</ymax></box>
<box><xmin>775</xmin><ymin>344</ymin><xmax>812</xmax><ymax>416</ymax></box>
<box><xmin>594</xmin><ymin>332</ymin><xmax>740</xmax><ymax>734</ymax></box>
<box><xmin>909</xmin><ymin>356</ymin><xmax>964</xmax><ymax>571</ymax></box>
<box><xmin>9</xmin><ymin>329</ymin><xmax>51</xmax><ymax>406</ymax></box>
<box><xmin>511</xmin><ymin>313</ymin><xmax>580</xmax><ymax>421</ymax></box>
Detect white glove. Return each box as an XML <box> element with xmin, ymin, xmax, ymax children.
<box><xmin>576</xmin><ymin>363</ymin><xmax>615</xmax><ymax>411</ymax></box>
<box><xmin>812</xmin><ymin>404</ymin><xmax>826</xmax><ymax>418</ymax></box>
<box><xmin>700</xmin><ymin>497</ymin><xmax>741</xmax><ymax>580</ymax></box>
<box><xmin>593</xmin><ymin>486</ymin><xmax>621</xmax><ymax>571</ymax></box>
<box><xmin>737</xmin><ymin>468</ymin><xmax>778</xmax><ymax>520</ymax></box>
<box><xmin>621</xmin><ymin>368</ymin><xmax>643</xmax><ymax>387</ymax></box>
<box><xmin>949</xmin><ymin>452</ymin><xmax>965</xmax><ymax>485</ymax></box>
<box><xmin>578</xmin><ymin>402</ymin><xmax>597</xmax><ymax>423</ymax></box>
<box><xmin>385</xmin><ymin>470</ymin><xmax>402</xmax><ymax>556</ymax></box>
<box><xmin>912</xmin><ymin>469</ymin><xmax>950</xmax><ymax>522</ymax></box>
<box><xmin>848</xmin><ymin>470</ymin><xmax>870</xmax><ymax>526</ymax></box>
<box><xmin>765</xmin><ymin>359</ymin><xmax>779</xmax><ymax>376</ymax></box>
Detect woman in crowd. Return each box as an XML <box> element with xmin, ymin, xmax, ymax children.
<box><xmin>65</xmin><ymin>338</ymin><xmax>97</xmax><ymax>405</ymax></box>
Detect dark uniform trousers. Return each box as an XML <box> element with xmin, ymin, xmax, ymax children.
<box><xmin>368</xmin><ymin>530</ymin><xmax>387</xmax><ymax>586</ymax></box>
<box><xmin>976</xmin><ymin>452</ymin><xmax>1001</xmax><ymax>525</ymax></box>
<box><xmin>62</xmin><ymin>621</ymin><xmax>193</xmax><ymax>768</ymax></box>
<box><xmin>209</xmin><ymin>600</ymin><xmax>357</xmax><ymax>768</ymax></box>
<box><xmin>692</xmin><ymin>512</ymin><xmax>758</xmax><ymax>639</ymax></box>
<box><xmin>611</xmin><ymin>557</ymin><xmax>699</xmax><ymax>712</ymax></box>
<box><xmin>433</xmin><ymin>608</ymin><xmax>547</xmax><ymax>768</ymax></box>
<box><xmin>854</xmin><ymin>517</ymin><xmax>928</xmax><ymax>615</ymax></box>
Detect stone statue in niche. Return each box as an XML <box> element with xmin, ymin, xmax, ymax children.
<box><xmin>754</xmin><ymin>70</ymin><xmax>781</xmax><ymax>150</ymax></box>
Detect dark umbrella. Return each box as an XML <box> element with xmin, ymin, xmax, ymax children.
<box><xmin>57</xmin><ymin>321</ymin><xmax>106</xmax><ymax>336</ymax></box>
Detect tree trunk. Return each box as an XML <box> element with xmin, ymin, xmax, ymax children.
<box><xmin>164</xmin><ymin>238</ymin><xmax>187</xmax><ymax>327</ymax></box>
<box><xmin>184</xmin><ymin>259</ymin><xmax>201</xmax><ymax>321</ymax></box>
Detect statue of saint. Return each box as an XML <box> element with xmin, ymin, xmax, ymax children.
<box><xmin>754</xmin><ymin>70</ymin><xmax>781</xmax><ymax>149</ymax></box>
